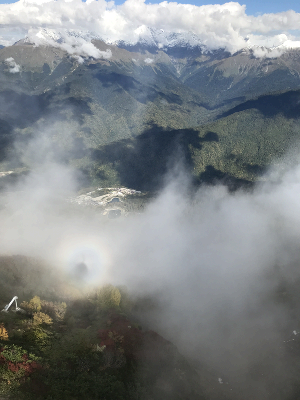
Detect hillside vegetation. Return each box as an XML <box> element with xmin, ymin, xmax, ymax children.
<box><xmin>69</xmin><ymin>89</ymin><xmax>300</xmax><ymax>191</ymax></box>
<box><xmin>0</xmin><ymin>256</ymin><xmax>207</xmax><ymax>400</ymax></box>
<box><xmin>0</xmin><ymin>44</ymin><xmax>300</xmax><ymax>192</ymax></box>
<box><xmin>192</xmin><ymin>90</ymin><xmax>300</xmax><ymax>185</ymax></box>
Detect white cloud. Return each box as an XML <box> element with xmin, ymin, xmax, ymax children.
<box><xmin>26</xmin><ymin>28</ymin><xmax>112</xmax><ymax>60</ymax></box>
<box><xmin>144</xmin><ymin>57</ymin><xmax>153</xmax><ymax>63</ymax></box>
<box><xmin>72</xmin><ymin>54</ymin><xmax>84</xmax><ymax>63</ymax></box>
<box><xmin>5</xmin><ymin>57</ymin><xmax>20</xmax><ymax>73</ymax></box>
<box><xmin>0</xmin><ymin>0</ymin><xmax>300</xmax><ymax>56</ymax></box>
<box><xmin>252</xmin><ymin>47</ymin><xmax>284</xmax><ymax>59</ymax></box>
<box><xmin>245</xmin><ymin>33</ymin><xmax>300</xmax><ymax>58</ymax></box>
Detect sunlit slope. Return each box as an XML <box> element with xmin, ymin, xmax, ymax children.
<box><xmin>83</xmin><ymin>89</ymin><xmax>300</xmax><ymax>190</ymax></box>
<box><xmin>0</xmin><ymin>42</ymin><xmax>215</xmax><ymax>179</ymax></box>
<box><xmin>0</xmin><ymin>42</ymin><xmax>212</xmax><ymax>144</ymax></box>
<box><xmin>2</xmin><ymin>88</ymin><xmax>297</xmax><ymax>191</ymax></box>
<box><xmin>1</xmin><ymin>42</ymin><xmax>300</xmax><ymax>190</ymax></box>
<box><xmin>192</xmin><ymin>90</ymin><xmax>300</xmax><ymax>184</ymax></box>
<box><xmin>181</xmin><ymin>49</ymin><xmax>300</xmax><ymax>109</ymax></box>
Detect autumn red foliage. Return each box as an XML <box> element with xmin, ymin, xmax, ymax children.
<box><xmin>0</xmin><ymin>348</ymin><xmax>42</xmax><ymax>376</ymax></box>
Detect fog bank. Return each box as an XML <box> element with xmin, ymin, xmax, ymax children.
<box><xmin>2</xmin><ymin>146</ymin><xmax>300</xmax><ymax>398</ymax></box>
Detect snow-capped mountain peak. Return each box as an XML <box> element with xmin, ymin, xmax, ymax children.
<box><xmin>21</xmin><ymin>28</ymin><xmax>111</xmax><ymax>61</ymax></box>
<box><xmin>107</xmin><ymin>26</ymin><xmax>205</xmax><ymax>50</ymax></box>
<box><xmin>19</xmin><ymin>27</ymin><xmax>300</xmax><ymax>61</ymax></box>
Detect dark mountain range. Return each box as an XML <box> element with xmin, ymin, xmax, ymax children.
<box><xmin>0</xmin><ymin>38</ymin><xmax>300</xmax><ymax>190</ymax></box>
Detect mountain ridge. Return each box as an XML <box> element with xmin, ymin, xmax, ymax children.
<box><xmin>0</xmin><ymin>37</ymin><xmax>300</xmax><ymax>191</ymax></box>
<box><xmin>19</xmin><ymin>27</ymin><xmax>300</xmax><ymax>57</ymax></box>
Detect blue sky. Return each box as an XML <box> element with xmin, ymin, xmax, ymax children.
<box><xmin>143</xmin><ymin>0</ymin><xmax>300</xmax><ymax>14</ymax></box>
<box><xmin>0</xmin><ymin>0</ymin><xmax>299</xmax><ymax>15</ymax></box>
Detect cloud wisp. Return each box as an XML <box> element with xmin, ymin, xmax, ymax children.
<box><xmin>5</xmin><ymin>57</ymin><xmax>20</xmax><ymax>73</ymax></box>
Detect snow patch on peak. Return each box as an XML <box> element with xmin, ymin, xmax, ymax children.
<box><xmin>248</xmin><ymin>40</ymin><xmax>300</xmax><ymax>59</ymax></box>
<box><xmin>35</xmin><ymin>28</ymin><xmax>62</xmax><ymax>43</ymax></box>
<box><xmin>18</xmin><ymin>26</ymin><xmax>300</xmax><ymax>60</ymax></box>
<box><xmin>104</xmin><ymin>26</ymin><xmax>205</xmax><ymax>51</ymax></box>
<box><xmin>244</xmin><ymin>33</ymin><xmax>300</xmax><ymax>58</ymax></box>
<box><xmin>150</xmin><ymin>28</ymin><xmax>204</xmax><ymax>49</ymax></box>
<box><xmin>24</xmin><ymin>28</ymin><xmax>111</xmax><ymax>61</ymax></box>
